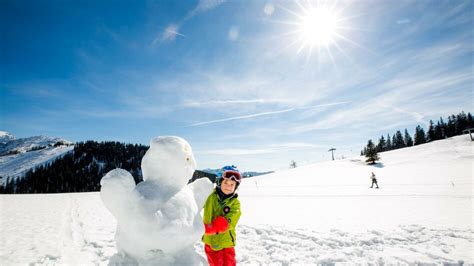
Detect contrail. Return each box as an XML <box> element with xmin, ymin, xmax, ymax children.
<box><xmin>188</xmin><ymin>101</ymin><xmax>350</xmax><ymax>127</ymax></box>
<box><xmin>189</xmin><ymin>108</ymin><xmax>295</xmax><ymax>126</ymax></box>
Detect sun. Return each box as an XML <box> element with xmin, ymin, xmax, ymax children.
<box><xmin>300</xmin><ymin>7</ymin><xmax>339</xmax><ymax>47</ymax></box>
<box><xmin>275</xmin><ymin>1</ymin><xmax>357</xmax><ymax>64</ymax></box>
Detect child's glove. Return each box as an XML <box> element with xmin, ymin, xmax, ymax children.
<box><xmin>204</xmin><ymin>216</ymin><xmax>229</xmax><ymax>235</ymax></box>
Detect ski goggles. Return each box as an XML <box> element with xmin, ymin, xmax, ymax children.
<box><xmin>222</xmin><ymin>170</ymin><xmax>242</xmax><ymax>183</ymax></box>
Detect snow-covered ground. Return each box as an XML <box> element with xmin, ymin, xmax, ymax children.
<box><xmin>0</xmin><ymin>135</ymin><xmax>472</xmax><ymax>265</ymax></box>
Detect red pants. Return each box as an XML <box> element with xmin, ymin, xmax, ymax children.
<box><xmin>204</xmin><ymin>244</ymin><xmax>236</xmax><ymax>266</ymax></box>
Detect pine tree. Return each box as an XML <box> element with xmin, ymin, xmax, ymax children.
<box><xmin>434</xmin><ymin>121</ymin><xmax>442</xmax><ymax>140</ymax></box>
<box><xmin>359</xmin><ymin>111</ymin><xmax>473</xmax><ymax>167</ymax></box>
<box><xmin>404</xmin><ymin>129</ymin><xmax>413</xmax><ymax>147</ymax></box>
<box><xmin>4</xmin><ymin>177</ymin><xmax>11</xmax><ymax>193</ymax></box>
<box><xmin>377</xmin><ymin>135</ymin><xmax>386</xmax><ymax>152</ymax></box>
<box><xmin>446</xmin><ymin>115</ymin><xmax>456</xmax><ymax>137</ymax></box>
<box><xmin>427</xmin><ymin>120</ymin><xmax>436</xmax><ymax>142</ymax></box>
<box><xmin>386</xmin><ymin>134</ymin><xmax>392</xmax><ymax>151</ymax></box>
<box><xmin>393</xmin><ymin>130</ymin><xmax>405</xmax><ymax>149</ymax></box>
<box><xmin>365</xmin><ymin>139</ymin><xmax>380</xmax><ymax>164</ymax></box>
<box><xmin>438</xmin><ymin>117</ymin><xmax>446</xmax><ymax>139</ymax></box>
<box><xmin>414</xmin><ymin>125</ymin><xmax>427</xmax><ymax>145</ymax></box>
<box><xmin>467</xmin><ymin>112</ymin><xmax>473</xmax><ymax>128</ymax></box>
<box><xmin>455</xmin><ymin>111</ymin><xmax>467</xmax><ymax>135</ymax></box>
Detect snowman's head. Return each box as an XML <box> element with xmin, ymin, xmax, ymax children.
<box><xmin>141</xmin><ymin>136</ymin><xmax>197</xmax><ymax>189</ymax></box>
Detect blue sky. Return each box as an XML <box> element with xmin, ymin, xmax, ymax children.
<box><xmin>1</xmin><ymin>0</ymin><xmax>473</xmax><ymax>171</ymax></box>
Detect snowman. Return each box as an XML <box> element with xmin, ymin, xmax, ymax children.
<box><xmin>100</xmin><ymin>136</ymin><xmax>213</xmax><ymax>265</ymax></box>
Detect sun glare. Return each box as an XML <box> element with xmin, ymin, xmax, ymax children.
<box><xmin>300</xmin><ymin>7</ymin><xmax>338</xmax><ymax>46</ymax></box>
<box><xmin>275</xmin><ymin>1</ymin><xmax>358</xmax><ymax>65</ymax></box>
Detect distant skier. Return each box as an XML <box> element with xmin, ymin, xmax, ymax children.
<box><xmin>370</xmin><ymin>172</ymin><xmax>380</xmax><ymax>189</ymax></box>
<box><xmin>202</xmin><ymin>165</ymin><xmax>242</xmax><ymax>266</ymax></box>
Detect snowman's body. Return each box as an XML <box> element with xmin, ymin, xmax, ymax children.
<box><xmin>100</xmin><ymin>136</ymin><xmax>213</xmax><ymax>264</ymax></box>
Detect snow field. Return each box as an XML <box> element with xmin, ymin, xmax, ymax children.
<box><xmin>0</xmin><ymin>193</ymin><xmax>117</xmax><ymax>265</ymax></box>
<box><xmin>0</xmin><ymin>135</ymin><xmax>472</xmax><ymax>264</ymax></box>
<box><xmin>235</xmin><ymin>224</ymin><xmax>472</xmax><ymax>265</ymax></box>
<box><xmin>2</xmin><ymin>192</ymin><xmax>472</xmax><ymax>265</ymax></box>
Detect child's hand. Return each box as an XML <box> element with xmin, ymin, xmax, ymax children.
<box><xmin>213</xmin><ymin>216</ymin><xmax>229</xmax><ymax>232</ymax></box>
<box><xmin>204</xmin><ymin>216</ymin><xmax>229</xmax><ymax>235</ymax></box>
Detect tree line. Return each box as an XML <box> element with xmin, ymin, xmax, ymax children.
<box><xmin>1</xmin><ymin>141</ymin><xmax>149</xmax><ymax>194</ymax></box>
<box><xmin>361</xmin><ymin>111</ymin><xmax>473</xmax><ymax>160</ymax></box>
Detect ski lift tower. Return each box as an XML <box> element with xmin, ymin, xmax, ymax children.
<box><xmin>328</xmin><ymin>148</ymin><xmax>336</xmax><ymax>161</ymax></box>
<box><xmin>463</xmin><ymin>128</ymin><xmax>474</xmax><ymax>141</ymax></box>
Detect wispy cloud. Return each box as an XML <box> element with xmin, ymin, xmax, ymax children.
<box><xmin>198</xmin><ymin>142</ymin><xmax>324</xmax><ymax>156</ymax></box>
<box><xmin>396</xmin><ymin>18</ymin><xmax>411</xmax><ymax>24</ymax></box>
<box><xmin>72</xmin><ymin>105</ymin><xmax>172</xmax><ymax>119</ymax></box>
<box><xmin>71</xmin><ymin>88</ymin><xmax>177</xmax><ymax>119</ymax></box>
<box><xmin>290</xmin><ymin>69</ymin><xmax>472</xmax><ymax>134</ymax></box>
<box><xmin>153</xmin><ymin>0</ymin><xmax>226</xmax><ymax>44</ymax></box>
<box><xmin>3</xmin><ymin>80</ymin><xmax>72</xmax><ymax>100</ymax></box>
<box><xmin>290</xmin><ymin>14</ymin><xmax>473</xmax><ymax>133</ymax></box>
<box><xmin>3</xmin><ymin>0</ymin><xmax>471</xmax><ymax>172</ymax></box>
<box><xmin>153</xmin><ymin>24</ymin><xmax>186</xmax><ymax>44</ymax></box>
<box><xmin>188</xmin><ymin>102</ymin><xmax>350</xmax><ymax>126</ymax></box>
<box><xmin>188</xmin><ymin>0</ymin><xmax>227</xmax><ymax>17</ymax></box>
<box><xmin>189</xmin><ymin>108</ymin><xmax>295</xmax><ymax>126</ymax></box>
<box><xmin>290</xmin><ymin>70</ymin><xmax>472</xmax><ymax>134</ymax></box>
<box><xmin>181</xmin><ymin>98</ymin><xmax>293</xmax><ymax>107</ymax></box>
<box><xmin>377</xmin><ymin>104</ymin><xmax>425</xmax><ymax>125</ymax></box>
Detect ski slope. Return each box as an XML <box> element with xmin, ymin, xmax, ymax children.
<box><xmin>0</xmin><ymin>145</ymin><xmax>74</xmax><ymax>184</ymax></box>
<box><xmin>0</xmin><ymin>135</ymin><xmax>472</xmax><ymax>264</ymax></box>
<box><xmin>0</xmin><ymin>133</ymin><xmax>73</xmax><ymax>186</ymax></box>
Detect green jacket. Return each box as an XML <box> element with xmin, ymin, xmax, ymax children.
<box><xmin>202</xmin><ymin>189</ymin><xmax>241</xmax><ymax>251</ymax></box>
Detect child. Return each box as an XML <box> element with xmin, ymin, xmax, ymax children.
<box><xmin>202</xmin><ymin>165</ymin><xmax>242</xmax><ymax>266</ymax></box>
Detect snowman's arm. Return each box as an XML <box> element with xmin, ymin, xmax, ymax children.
<box><xmin>188</xmin><ymin>177</ymin><xmax>213</xmax><ymax>209</ymax></box>
<box><xmin>100</xmin><ymin>168</ymin><xmax>136</xmax><ymax>218</ymax></box>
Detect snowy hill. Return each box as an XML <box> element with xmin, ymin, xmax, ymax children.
<box><xmin>240</xmin><ymin>134</ymin><xmax>473</xmax><ymax>199</ymax></box>
<box><xmin>0</xmin><ymin>134</ymin><xmax>472</xmax><ymax>264</ymax></box>
<box><xmin>0</xmin><ymin>131</ymin><xmax>15</xmax><ymax>144</ymax></box>
<box><xmin>0</xmin><ymin>133</ymin><xmax>72</xmax><ymax>156</ymax></box>
<box><xmin>0</xmin><ymin>132</ymin><xmax>74</xmax><ymax>185</ymax></box>
<box><xmin>236</xmin><ymin>134</ymin><xmax>473</xmax><ymax>263</ymax></box>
